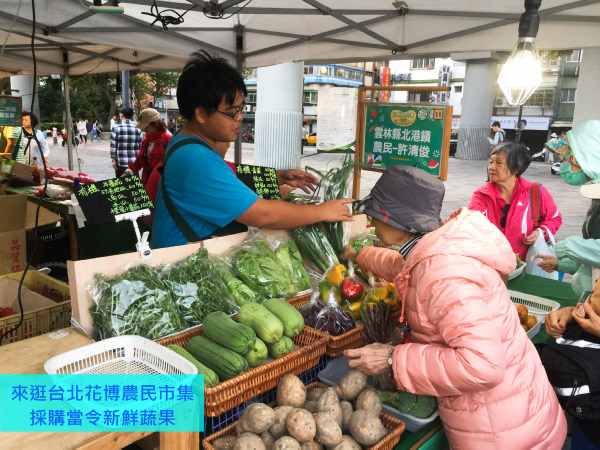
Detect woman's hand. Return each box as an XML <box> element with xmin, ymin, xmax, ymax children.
<box><xmin>276</xmin><ymin>169</ymin><xmax>318</xmax><ymax>194</ymax></box>
<box><xmin>532</xmin><ymin>254</ymin><xmax>558</xmax><ymax>273</ymax></box>
<box><xmin>339</xmin><ymin>245</ymin><xmax>358</xmax><ymax>263</ymax></box>
<box><xmin>523</xmin><ymin>229</ymin><xmax>541</xmax><ymax>245</ymax></box>
<box><xmin>344</xmin><ymin>343</ymin><xmax>395</xmax><ymax>376</ymax></box>
<box><xmin>545</xmin><ymin>306</ymin><xmax>574</xmax><ymax>339</ymax></box>
<box><xmin>443</xmin><ymin>207</ymin><xmax>464</xmax><ymax>225</ymax></box>
<box><xmin>572</xmin><ymin>302</ymin><xmax>600</xmax><ymax>338</ymax></box>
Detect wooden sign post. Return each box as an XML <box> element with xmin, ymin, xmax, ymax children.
<box><xmin>352</xmin><ymin>86</ymin><xmax>452</xmax><ymax>201</ymax></box>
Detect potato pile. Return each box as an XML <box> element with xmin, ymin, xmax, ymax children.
<box><xmin>211</xmin><ymin>372</ymin><xmax>389</xmax><ymax>449</ymax></box>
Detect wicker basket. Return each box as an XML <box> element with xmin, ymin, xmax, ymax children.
<box><xmin>202</xmin><ymin>382</ymin><xmax>406</xmax><ymax>449</ymax></box>
<box><xmin>287</xmin><ymin>294</ymin><xmax>401</xmax><ymax>357</ymax></box>
<box><xmin>157</xmin><ymin>325</ymin><xmax>328</xmax><ymax>417</ymax></box>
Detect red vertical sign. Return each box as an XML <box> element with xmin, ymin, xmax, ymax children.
<box><xmin>381</xmin><ymin>67</ymin><xmax>390</xmax><ymax>101</ymax></box>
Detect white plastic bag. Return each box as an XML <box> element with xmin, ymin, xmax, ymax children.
<box><xmin>526</xmin><ymin>230</ymin><xmax>559</xmax><ymax>280</ymax></box>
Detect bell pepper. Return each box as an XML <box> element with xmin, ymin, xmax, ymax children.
<box><xmin>326</xmin><ymin>264</ymin><xmax>348</xmax><ymax>287</ymax></box>
<box><xmin>367</xmin><ymin>284</ymin><xmax>398</xmax><ymax>306</ymax></box>
<box><xmin>319</xmin><ymin>281</ymin><xmax>341</xmax><ymax>305</ymax></box>
<box><xmin>343</xmin><ymin>299</ymin><xmax>364</xmax><ymax>320</ymax></box>
<box><xmin>341</xmin><ymin>277</ymin><xmax>364</xmax><ymax>302</ymax></box>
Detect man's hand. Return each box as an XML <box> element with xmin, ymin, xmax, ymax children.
<box><xmin>344</xmin><ymin>343</ymin><xmax>395</xmax><ymax>376</ymax></box>
<box><xmin>276</xmin><ymin>169</ymin><xmax>318</xmax><ymax>194</ymax></box>
<box><xmin>523</xmin><ymin>229</ymin><xmax>541</xmax><ymax>245</ymax></box>
<box><xmin>339</xmin><ymin>245</ymin><xmax>358</xmax><ymax>263</ymax></box>
<box><xmin>111</xmin><ymin>160</ymin><xmax>117</xmax><ymax>169</ymax></box>
<box><xmin>317</xmin><ymin>199</ymin><xmax>354</xmax><ymax>222</ymax></box>
<box><xmin>545</xmin><ymin>306</ymin><xmax>574</xmax><ymax>339</ymax></box>
<box><xmin>532</xmin><ymin>253</ymin><xmax>558</xmax><ymax>273</ymax></box>
<box><xmin>572</xmin><ymin>302</ymin><xmax>600</xmax><ymax>338</ymax></box>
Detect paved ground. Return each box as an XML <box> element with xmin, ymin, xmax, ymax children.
<box><xmin>47</xmin><ymin>137</ymin><xmax>588</xmax><ymax>243</ymax></box>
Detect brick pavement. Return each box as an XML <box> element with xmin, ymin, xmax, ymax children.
<box><xmin>45</xmin><ymin>137</ymin><xmax>588</xmax><ymax>243</ymax></box>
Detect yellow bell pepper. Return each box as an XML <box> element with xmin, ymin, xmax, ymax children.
<box><xmin>326</xmin><ymin>264</ymin><xmax>348</xmax><ymax>287</ymax></box>
<box><xmin>367</xmin><ymin>283</ymin><xmax>398</xmax><ymax>306</ymax></box>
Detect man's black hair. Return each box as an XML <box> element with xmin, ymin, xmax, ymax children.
<box><xmin>120</xmin><ymin>107</ymin><xmax>134</xmax><ymax>119</ymax></box>
<box><xmin>492</xmin><ymin>121</ymin><xmax>501</xmax><ymax>128</ymax></box>
<box><xmin>22</xmin><ymin>111</ymin><xmax>39</xmax><ymax>128</ymax></box>
<box><xmin>177</xmin><ymin>50</ymin><xmax>247</xmax><ymax>120</ymax></box>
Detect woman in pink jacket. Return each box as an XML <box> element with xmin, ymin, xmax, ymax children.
<box><xmin>468</xmin><ymin>141</ymin><xmax>562</xmax><ymax>261</ymax></box>
<box><xmin>346</xmin><ymin>166</ymin><xmax>566</xmax><ymax>449</ymax></box>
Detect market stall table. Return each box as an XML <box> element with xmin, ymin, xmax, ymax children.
<box><xmin>0</xmin><ymin>327</ymin><xmax>199</xmax><ymax>450</ymax></box>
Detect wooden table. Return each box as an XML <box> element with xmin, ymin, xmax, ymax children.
<box><xmin>0</xmin><ymin>328</ymin><xmax>199</xmax><ymax>450</ymax></box>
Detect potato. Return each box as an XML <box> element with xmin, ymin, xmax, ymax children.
<box><xmin>330</xmin><ymin>435</ymin><xmax>362</xmax><ymax>450</ymax></box>
<box><xmin>306</xmin><ymin>387</ymin><xmax>326</xmax><ymax>402</ymax></box>
<box><xmin>273</xmin><ymin>436</ymin><xmax>301</xmax><ymax>449</ymax></box>
<box><xmin>212</xmin><ymin>435</ymin><xmax>237</xmax><ymax>449</ymax></box>
<box><xmin>303</xmin><ymin>400</ymin><xmax>319</xmax><ymax>413</ymax></box>
<box><xmin>270</xmin><ymin>406</ymin><xmax>294</xmax><ymax>439</ymax></box>
<box><xmin>316</xmin><ymin>388</ymin><xmax>343</xmax><ymax>427</ymax></box>
<box><xmin>348</xmin><ymin>410</ymin><xmax>387</xmax><ymax>446</ymax></box>
<box><xmin>314</xmin><ymin>413</ymin><xmax>343</xmax><ymax>447</ymax></box>
<box><xmin>261</xmin><ymin>430</ymin><xmax>276</xmax><ymax>449</ymax></box>
<box><xmin>237</xmin><ymin>403</ymin><xmax>276</xmax><ymax>434</ymax></box>
<box><xmin>286</xmin><ymin>408</ymin><xmax>316</xmax><ymax>443</ymax></box>
<box><xmin>339</xmin><ymin>401</ymin><xmax>353</xmax><ymax>432</ymax></box>
<box><xmin>333</xmin><ymin>385</ymin><xmax>344</xmax><ymax>400</ymax></box>
<box><xmin>234</xmin><ymin>432</ymin><xmax>266</xmax><ymax>450</ymax></box>
<box><xmin>355</xmin><ymin>387</ymin><xmax>382</xmax><ymax>416</ymax></box>
<box><xmin>301</xmin><ymin>441</ymin><xmax>324</xmax><ymax>450</ymax></box>
<box><xmin>277</xmin><ymin>374</ymin><xmax>307</xmax><ymax>408</ymax></box>
<box><xmin>338</xmin><ymin>370</ymin><xmax>367</xmax><ymax>400</ymax></box>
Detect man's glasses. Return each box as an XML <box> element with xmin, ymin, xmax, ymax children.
<box><xmin>212</xmin><ymin>103</ymin><xmax>246</xmax><ymax>120</ymax></box>
<box><xmin>500</xmin><ymin>203</ymin><xmax>510</xmax><ymax>228</ymax></box>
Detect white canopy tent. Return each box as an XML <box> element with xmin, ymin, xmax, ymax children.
<box><xmin>1</xmin><ymin>0</ymin><xmax>600</xmax><ymax>77</ymax></box>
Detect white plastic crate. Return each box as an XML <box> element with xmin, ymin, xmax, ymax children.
<box><xmin>507</xmin><ymin>290</ymin><xmax>561</xmax><ymax>340</ymax></box>
<box><xmin>44</xmin><ymin>335</ymin><xmax>198</xmax><ymax>375</ymax></box>
<box><xmin>508</xmin><ymin>263</ymin><xmax>526</xmax><ymax>280</ymax></box>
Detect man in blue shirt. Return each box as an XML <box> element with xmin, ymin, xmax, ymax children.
<box><xmin>152</xmin><ymin>50</ymin><xmax>354</xmax><ymax>249</ymax></box>
<box><xmin>110</xmin><ymin>107</ymin><xmax>142</xmax><ymax>178</ymax></box>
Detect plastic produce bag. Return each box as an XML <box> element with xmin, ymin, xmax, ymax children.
<box><xmin>339</xmin><ymin>262</ymin><xmax>368</xmax><ymax>319</ymax></box>
<box><xmin>160</xmin><ymin>248</ymin><xmax>238</xmax><ymax>326</ymax></box>
<box><xmin>350</xmin><ymin>229</ymin><xmax>377</xmax><ymax>253</ymax></box>
<box><xmin>89</xmin><ymin>263</ymin><xmax>186</xmax><ymax>341</ymax></box>
<box><xmin>526</xmin><ymin>231</ymin><xmax>559</xmax><ymax>280</ymax></box>
<box><xmin>313</xmin><ymin>282</ymin><xmax>356</xmax><ymax>336</ymax></box>
<box><xmin>214</xmin><ymin>257</ymin><xmax>264</xmax><ymax>306</ymax></box>
<box><xmin>364</xmin><ymin>274</ymin><xmax>399</xmax><ymax>309</ymax></box>
<box><xmin>298</xmin><ymin>290</ymin><xmax>326</xmax><ymax>325</ymax></box>
<box><xmin>274</xmin><ymin>238</ymin><xmax>311</xmax><ymax>292</ymax></box>
<box><xmin>232</xmin><ymin>231</ymin><xmax>299</xmax><ymax>298</ymax></box>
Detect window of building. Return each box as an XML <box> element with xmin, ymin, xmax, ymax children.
<box><xmin>561</xmin><ymin>89</ymin><xmax>576</xmax><ymax>103</ymax></box>
<box><xmin>411</xmin><ymin>58</ymin><xmax>435</xmax><ymax>69</ymax></box>
<box><xmin>454</xmin><ymin>85</ymin><xmax>463</xmax><ymax>93</ymax></box>
<box><xmin>524</xmin><ymin>89</ymin><xmax>555</xmax><ymax>107</ymax></box>
<box><xmin>565</xmin><ymin>50</ymin><xmax>581</xmax><ymax>62</ymax></box>
<box><xmin>303</xmin><ymin>66</ymin><xmax>313</xmax><ymax>75</ymax></box>
<box><xmin>246</xmin><ymin>92</ymin><xmax>257</xmax><ymax>103</ymax></box>
<box><xmin>334</xmin><ymin>68</ymin><xmax>346</xmax><ymax>78</ymax></box>
<box><xmin>317</xmin><ymin>66</ymin><xmax>332</xmax><ymax>76</ymax></box>
<box><xmin>407</xmin><ymin>91</ymin><xmax>430</xmax><ymax>102</ymax></box>
<box><xmin>304</xmin><ymin>91</ymin><xmax>318</xmax><ymax>104</ymax></box>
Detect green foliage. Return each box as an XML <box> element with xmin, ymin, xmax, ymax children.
<box><xmin>130</xmin><ymin>72</ymin><xmax>179</xmax><ymax>114</ymax></box>
<box><xmin>37</xmin><ymin>76</ymin><xmax>64</xmax><ymax>123</ymax></box>
<box><xmin>69</xmin><ymin>73</ymin><xmax>118</xmax><ymax>126</ymax></box>
<box><xmin>543</xmin><ymin>49</ymin><xmax>575</xmax><ymax>61</ymax></box>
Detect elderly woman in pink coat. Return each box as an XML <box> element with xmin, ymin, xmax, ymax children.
<box><xmin>344</xmin><ymin>165</ymin><xmax>566</xmax><ymax>449</ymax></box>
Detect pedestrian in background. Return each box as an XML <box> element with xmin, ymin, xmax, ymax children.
<box><xmin>110</xmin><ymin>106</ymin><xmax>142</xmax><ymax>178</ymax></box>
<box><xmin>547</xmin><ymin>132</ymin><xmax>557</xmax><ymax>165</ymax></box>
<box><xmin>485</xmin><ymin>120</ymin><xmax>506</xmax><ymax>181</ymax></box>
<box><xmin>52</xmin><ymin>127</ymin><xmax>58</xmax><ymax>146</ymax></box>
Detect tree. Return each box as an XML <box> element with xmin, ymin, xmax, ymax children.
<box><xmin>148</xmin><ymin>72</ymin><xmax>179</xmax><ymax>102</ymax></box>
<box><xmin>130</xmin><ymin>73</ymin><xmax>153</xmax><ymax>115</ymax></box>
<box><xmin>37</xmin><ymin>76</ymin><xmax>64</xmax><ymax>123</ymax></box>
<box><xmin>69</xmin><ymin>73</ymin><xmax>119</xmax><ymax>127</ymax></box>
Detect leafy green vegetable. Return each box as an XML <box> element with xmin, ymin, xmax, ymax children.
<box><xmin>234</xmin><ymin>239</ymin><xmax>299</xmax><ymax>298</ymax></box>
<box><xmin>515</xmin><ymin>253</ymin><xmax>525</xmax><ymax>269</ymax></box>
<box><xmin>285</xmin><ymin>193</ymin><xmax>340</xmax><ymax>273</ymax></box>
<box><xmin>377</xmin><ymin>390</ymin><xmax>437</xmax><ymax>418</ymax></box>
<box><xmin>407</xmin><ymin>395</ymin><xmax>438</xmax><ymax>419</ymax></box>
<box><xmin>351</xmin><ymin>236</ymin><xmax>374</xmax><ymax>253</ymax></box>
<box><xmin>215</xmin><ymin>259</ymin><xmax>263</xmax><ymax>306</ymax></box>
<box><xmin>275</xmin><ymin>240</ymin><xmax>311</xmax><ymax>291</ymax></box>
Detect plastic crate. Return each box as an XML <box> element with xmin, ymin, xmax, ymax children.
<box><xmin>318</xmin><ymin>356</ymin><xmax>439</xmax><ymax>433</ymax></box>
<box><xmin>203</xmin><ymin>354</ymin><xmax>331</xmax><ymax>436</ymax></box>
<box><xmin>0</xmin><ymin>270</ymin><xmax>71</xmax><ymax>344</ymax></box>
<box><xmin>507</xmin><ymin>290</ymin><xmax>560</xmax><ymax>340</ymax></box>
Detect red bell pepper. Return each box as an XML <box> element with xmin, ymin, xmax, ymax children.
<box><xmin>341</xmin><ymin>278</ymin><xmax>364</xmax><ymax>302</ymax></box>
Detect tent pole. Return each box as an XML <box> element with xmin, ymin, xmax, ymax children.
<box><xmin>62</xmin><ymin>50</ymin><xmax>73</xmax><ymax>171</ymax></box>
<box><xmin>234</xmin><ymin>24</ymin><xmax>244</xmax><ymax>165</ymax></box>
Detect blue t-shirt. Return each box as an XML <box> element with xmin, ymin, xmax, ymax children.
<box><xmin>151</xmin><ymin>134</ymin><xmax>259</xmax><ymax>249</ymax></box>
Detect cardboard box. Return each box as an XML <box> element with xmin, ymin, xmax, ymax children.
<box><xmin>0</xmin><ymin>194</ymin><xmax>61</xmax><ymax>275</ymax></box>
<box><xmin>0</xmin><ymin>270</ymin><xmax>71</xmax><ymax>344</ymax></box>
<box><xmin>0</xmin><ymin>154</ymin><xmax>45</xmax><ymax>182</ymax></box>
<box><xmin>68</xmin><ymin>215</ymin><xmax>368</xmax><ymax>337</ymax></box>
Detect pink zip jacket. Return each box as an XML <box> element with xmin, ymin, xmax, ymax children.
<box><xmin>357</xmin><ymin>210</ymin><xmax>566</xmax><ymax>449</ymax></box>
<box><xmin>468</xmin><ymin>177</ymin><xmax>562</xmax><ymax>261</ymax></box>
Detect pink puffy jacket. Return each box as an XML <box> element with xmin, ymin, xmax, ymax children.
<box><xmin>357</xmin><ymin>210</ymin><xmax>566</xmax><ymax>449</ymax></box>
<box><xmin>468</xmin><ymin>177</ymin><xmax>562</xmax><ymax>261</ymax></box>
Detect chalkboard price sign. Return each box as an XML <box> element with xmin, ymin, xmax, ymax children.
<box><xmin>235</xmin><ymin>164</ymin><xmax>281</xmax><ymax>200</ymax></box>
<box><xmin>74</xmin><ymin>176</ymin><xmax>154</xmax><ymax>225</ymax></box>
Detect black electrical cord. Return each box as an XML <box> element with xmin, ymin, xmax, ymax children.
<box><xmin>0</xmin><ymin>0</ymin><xmax>48</xmax><ymax>346</ymax></box>
<box><xmin>142</xmin><ymin>0</ymin><xmax>197</xmax><ymax>31</ymax></box>
<box><xmin>203</xmin><ymin>0</ymin><xmax>253</xmax><ymax>20</ymax></box>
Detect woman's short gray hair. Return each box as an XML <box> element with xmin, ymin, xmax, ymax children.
<box><xmin>491</xmin><ymin>141</ymin><xmax>531</xmax><ymax>177</ymax></box>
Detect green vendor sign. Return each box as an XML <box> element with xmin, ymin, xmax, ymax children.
<box><xmin>0</xmin><ymin>96</ymin><xmax>22</xmax><ymax>126</ymax></box>
<box><xmin>362</xmin><ymin>104</ymin><xmax>450</xmax><ymax>178</ymax></box>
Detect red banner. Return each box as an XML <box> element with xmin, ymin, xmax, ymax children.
<box><xmin>381</xmin><ymin>67</ymin><xmax>390</xmax><ymax>101</ymax></box>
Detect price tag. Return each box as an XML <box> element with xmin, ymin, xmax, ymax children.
<box><xmin>234</xmin><ymin>164</ymin><xmax>281</xmax><ymax>200</ymax></box>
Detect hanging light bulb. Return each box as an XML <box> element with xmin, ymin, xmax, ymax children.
<box><xmin>497</xmin><ymin>0</ymin><xmax>543</xmax><ymax>106</ymax></box>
